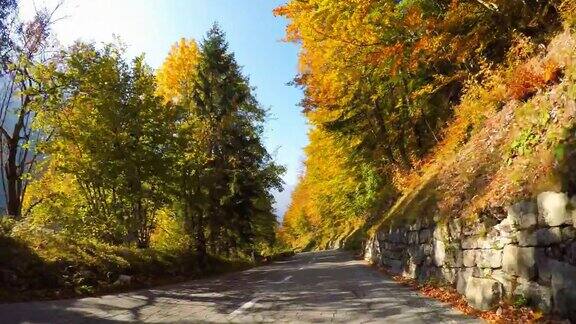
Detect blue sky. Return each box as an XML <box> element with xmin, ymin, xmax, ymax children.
<box><xmin>20</xmin><ymin>0</ymin><xmax>308</xmax><ymax>216</ymax></box>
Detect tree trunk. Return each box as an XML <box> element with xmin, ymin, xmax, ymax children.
<box><xmin>195</xmin><ymin>212</ymin><xmax>208</xmax><ymax>269</ymax></box>
<box><xmin>5</xmin><ymin>139</ymin><xmax>20</xmax><ymax>218</ymax></box>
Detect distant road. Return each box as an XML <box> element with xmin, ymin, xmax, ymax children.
<box><xmin>0</xmin><ymin>250</ymin><xmax>479</xmax><ymax>323</ymax></box>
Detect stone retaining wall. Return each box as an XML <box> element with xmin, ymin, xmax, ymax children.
<box><xmin>364</xmin><ymin>191</ymin><xmax>576</xmax><ymax>320</ymax></box>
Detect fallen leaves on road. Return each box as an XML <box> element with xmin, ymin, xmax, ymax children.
<box><xmin>375</xmin><ymin>267</ymin><xmax>545</xmax><ymax>323</ymax></box>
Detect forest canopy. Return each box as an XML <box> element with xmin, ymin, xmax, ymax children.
<box><xmin>276</xmin><ymin>0</ymin><xmax>576</xmax><ymax>249</ymax></box>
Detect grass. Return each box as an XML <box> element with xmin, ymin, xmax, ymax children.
<box><xmin>0</xmin><ymin>223</ymin><xmax>287</xmax><ymax>302</ymax></box>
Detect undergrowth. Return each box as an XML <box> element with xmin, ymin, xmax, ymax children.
<box><xmin>0</xmin><ymin>222</ymin><xmax>267</xmax><ymax>302</ymax></box>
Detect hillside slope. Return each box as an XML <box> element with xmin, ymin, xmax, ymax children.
<box><xmin>277</xmin><ymin>0</ymin><xmax>576</xmax><ymax>251</ymax></box>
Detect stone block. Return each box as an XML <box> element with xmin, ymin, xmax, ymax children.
<box><xmin>561</xmin><ymin>226</ymin><xmax>576</xmax><ymax>241</ymax></box>
<box><xmin>444</xmin><ymin>244</ymin><xmax>463</xmax><ymax>268</ymax></box>
<box><xmin>422</xmin><ymin>243</ymin><xmax>433</xmax><ymax>256</ymax></box>
<box><xmin>537</xmin><ymin>192</ymin><xmax>570</xmax><ymax>226</ymax></box>
<box><xmin>403</xmin><ymin>262</ymin><xmax>418</xmax><ymax>279</ymax></box>
<box><xmin>433</xmin><ymin>223</ymin><xmax>449</xmax><ymax>242</ymax></box>
<box><xmin>408</xmin><ymin>246</ymin><xmax>425</xmax><ymax>265</ymax></box>
<box><xmin>463</xmin><ymin>250</ymin><xmax>477</xmax><ymax>267</ymax></box>
<box><xmin>441</xmin><ymin>267</ymin><xmax>458</xmax><ymax>285</ymax></box>
<box><xmin>518</xmin><ymin>230</ymin><xmax>537</xmax><ymax>247</ymax></box>
<box><xmin>419</xmin><ymin>228</ymin><xmax>432</xmax><ymax>243</ymax></box>
<box><xmin>535</xmin><ymin>248</ymin><xmax>552</xmax><ymax>285</ymax></box>
<box><xmin>494</xmin><ymin>217</ymin><xmax>517</xmax><ymax>239</ymax></box>
<box><xmin>465</xmin><ymin>277</ymin><xmax>503</xmax><ymax>310</ymax></box>
<box><xmin>472</xmin><ymin>267</ymin><xmax>493</xmax><ymax>278</ymax></box>
<box><xmin>463</xmin><ymin>221</ymin><xmax>486</xmax><ymax>236</ymax></box>
<box><xmin>503</xmin><ymin>245</ymin><xmax>537</xmax><ymax>280</ymax></box>
<box><xmin>384</xmin><ymin>258</ymin><xmax>403</xmax><ymax>274</ymax></box>
<box><xmin>566</xmin><ymin>242</ymin><xmax>576</xmax><ymax>265</ymax></box>
<box><xmin>424</xmin><ymin>256</ymin><xmax>433</xmax><ymax>267</ymax></box>
<box><xmin>389</xmin><ymin>228</ymin><xmax>404</xmax><ymax>243</ymax></box>
<box><xmin>417</xmin><ymin>265</ymin><xmax>432</xmax><ymax>282</ymax></box>
<box><xmin>476</xmin><ymin>249</ymin><xmax>503</xmax><ymax>269</ymax></box>
<box><xmin>491</xmin><ymin>270</ymin><xmax>515</xmax><ymax>296</ymax></box>
<box><xmin>536</xmin><ymin>227</ymin><xmax>562</xmax><ymax>246</ymax></box>
<box><xmin>433</xmin><ymin>239</ymin><xmax>446</xmax><ymax>266</ymax></box>
<box><xmin>376</xmin><ymin>230</ymin><xmax>388</xmax><ymax>241</ymax></box>
<box><xmin>545</xmin><ymin>245</ymin><xmax>563</xmax><ymax>259</ymax></box>
<box><xmin>507</xmin><ymin>201</ymin><xmax>538</xmax><ymax>230</ymax></box>
<box><xmin>516</xmin><ymin>281</ymin><xmax>553</xmax><ymax>313</ymax></box>
<box><xmin>409</xmin><ymin>219</ymin><xmax>422</xmax><ymax>231</ymax></box>
<box><xmin>461</xmin><ymin>236</ymin><xmax>478</xmax><ymax>249</ymax></box>
<box><xmin>483</xmin><ymin>234</ymin><xmax>513</xmax><ymax>250</ymax></box>
<box><xmin>457</xmin><ymin>268</ymin><xmax>473</xmax><ymax>294</ymax></box>
<box><xmin>364</xmin><ymin>237</ymin><xmax>380</xmax><ymax>263</ymax></box>
<box><xmin>549</xmin><ymin>260</ymin><xmax>576</xmax><ymax>319</ymax></box>
<box><xmin>386</xmin><ymin>248</ymin><xmax>404</xmax><ymax>260</ymax></box>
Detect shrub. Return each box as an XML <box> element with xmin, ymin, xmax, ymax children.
<box><xmin>508</xmin><ymin>63</ymin><xmax>547</xmax><ymax>101</ymax></box>
<box><xmin>0</xmin><ymin>216</ymin><xmax>16</xmax><ymax>236</ymax></box>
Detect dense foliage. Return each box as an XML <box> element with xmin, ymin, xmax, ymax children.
<box><xmin>276</xmin><ymin>0</ymin><xmax>576</xmax><ymax>249</ymax></box>
<box><xmin>0</xmin><ymin>0</ymin><xmax>284</xmax><ymax>295</ymax></box>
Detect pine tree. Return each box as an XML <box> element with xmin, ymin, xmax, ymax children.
<box><xmin>175</xmin><ymin>24</ymin><xmax>284</xmax><ymax>266</ymax></box>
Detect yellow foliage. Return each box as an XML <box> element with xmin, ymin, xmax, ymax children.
<box><xmin>150</xmin><ymin>208</ymin><xmax>190</xmax><ymax>252</ymax></box>
<box><xmin>156</xmin><ymin>38</ymin><xmax>200</xmax><ymax>103</ymax></box>
<box><xmin>23</xmin><ymin>160</ymin><xmax>83</xmax><ymax>225</ymax></box>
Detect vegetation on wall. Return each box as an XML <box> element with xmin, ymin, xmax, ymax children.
<box><xmin>276</xmin><ymin>0</ymin><xmax>576</xmax><ymax>249</ymax></box>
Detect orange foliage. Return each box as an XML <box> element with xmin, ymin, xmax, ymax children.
<box><xmin>507</xmin><ymin>59</ymin><xmax>561</xmax><ymax>101</ymax></box>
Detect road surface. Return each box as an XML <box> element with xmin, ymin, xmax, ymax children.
<box><xmin>0</xmin><ymin>250</ymin><xmax>480</xmax><ymax>323</ymax></box>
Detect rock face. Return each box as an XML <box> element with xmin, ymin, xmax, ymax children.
<box><xmin>364</xmin><ymin>191</ymin><xmax>576</xmax><ymax>321</ymax></box>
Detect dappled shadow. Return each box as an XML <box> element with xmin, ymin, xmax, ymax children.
<box><xmin>0</xmin><ymin>250</ymin><xmax>478</xmax><ymax>323</ymax></box>
<box><xmin>0</xmin><ymin>235</ymin><xmax>66</xmax><ymax>296</ymax></box>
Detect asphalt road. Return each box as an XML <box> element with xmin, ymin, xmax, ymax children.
<box><xmin>0</xmin><ymin>250</ymin><xmax>480</xmax><ymax>323</ymax></box>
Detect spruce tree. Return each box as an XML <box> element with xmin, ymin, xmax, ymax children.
<box><xmin>179</xmin><ymin>24</ymin><xmax>283</xmax><ymax>266</ymax></box>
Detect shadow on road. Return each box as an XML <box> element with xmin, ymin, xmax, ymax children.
<box><xmin>0</xmin><ymin>250</ymin><xmax>477</xmax><ymax>323</ymax></box>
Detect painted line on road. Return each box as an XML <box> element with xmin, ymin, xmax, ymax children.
<box><xmin>299</xmin><ymin>256</ymin><xmax>316</xmax><ymax>269</ymax></box>
<box><xmin>228</xmin><ymin>297</ymin><xmax>261</xmax><ymax>318</ymax></box>
<box><xmin>280</xmin><ymin>275</ymin><xmax>292</xmax><ymax>283</ymax></box>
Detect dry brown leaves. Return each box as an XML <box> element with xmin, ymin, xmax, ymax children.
<box><xmin>376</xmin><ymin>267</ymin><xmax>544</xmax><ymax>323</ymax></box>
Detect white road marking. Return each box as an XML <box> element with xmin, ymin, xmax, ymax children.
<box><xmin>229</xmin><ymin>297</ymin><xmax>261</xmax><ymax>318</ymax></box>
<box><xmin>299</xmin><ymin>257</ymin><xmax>316</xmax><ymax>269</ymax></box>
<box><xmin>280</xmin><ymin>275</ymin><xmax>292</xmax><ymax>283</ymax></box>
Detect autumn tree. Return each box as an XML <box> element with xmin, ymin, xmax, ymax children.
<box><xmin>156</xmin><ymin>38</ymin><xmax>200</xmax><ymax>104</ymax></box>
<box><xmin>275</xmin><ymin>0</ymin><xmax>564</xmax><ymax>249</ymax></box>
<box><xmin>275</xmin><ymin>0</ymin><xmax>563</xmax><ymax>171</ymax></box>
<box><xmin>158</xmin><ymin>25</ymin><xmax>284</xmax><ymax>265</ymax></box>
<box><xmin>35</xmin><ymin>43</ymin><xmax>174</xmax><ymax>246</ymax></box>
<box><xmin>0</xmin><ymin>3</ymin><xmax>61</xmax><ymax>219</ymax></box>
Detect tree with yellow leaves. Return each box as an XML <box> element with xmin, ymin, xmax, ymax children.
<box><xmin>156</xmin><ymin>38</ymin><xmax>200</xmax><ymax>104</ymax></box>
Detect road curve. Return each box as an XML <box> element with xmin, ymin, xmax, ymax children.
<box><xmin>0</xmin><ymin>250</ymin><xmax>480</xmax><ymax>323</ymax></box>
